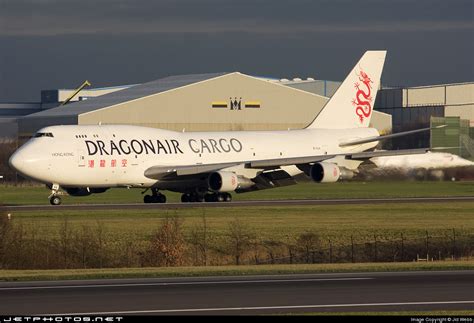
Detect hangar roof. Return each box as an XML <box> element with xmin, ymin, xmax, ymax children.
<box><xmin>24</xmin><ymin>72</ymin><xmax>227</xmax><ymax>118</ymax></box>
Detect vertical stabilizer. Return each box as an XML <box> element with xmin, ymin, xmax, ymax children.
<box><xmin>307</xmin><ymin>51</ymin><xmax>386</xmax><ymax>129</ymax></box>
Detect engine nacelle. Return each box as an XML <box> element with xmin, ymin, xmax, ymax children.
<box><xmin>310</xmin><ymin>163</ymin><xmax>355</xmax><ymax>183</ymax></box>
<box><xmin>208</xmin><ymin>171</ymin><xmax>254</xmax><ymax>192</ymax></box>
<box><xmin>310</xmin><ymin>163</ymin><xmax>341</xmax><ymax>183</ymax></box>
<box><xmin>66</xmin><ymin>187</ymin><xmax>108</xmax><ymax>196</ymax></box>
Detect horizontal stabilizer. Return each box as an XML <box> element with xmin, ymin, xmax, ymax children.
<box><xmin>347</xmin><ymin>148</ymin><xmax>430</xmax><ymax>160</ymax></box>
<box><xmin>339</xmin><ymin>125</ymin><xmax>447</xmax><ymax>147</ymax></box>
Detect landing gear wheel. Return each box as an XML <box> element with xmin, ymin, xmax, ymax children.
<box><xmin>224</xmin><ymin>193</ymin><xmax>232</xmax><ymax>202</ymax></box>
<box><xmin>50</xmin><ymin>195</ymin><xmax>62</xmax><ymax>206</ymax></box>
<box><xmin>216</xmin><ymin>194</ymin><xmax>225</xmax><ymax>202</ymax></box>
<box><xmin>181</xmin><ymin>193</ymin><xmax>191</xmax><ymax>203</ymax></box>
<box><xmin>205</xmin><ymin>193</ymin><xmax>216</xmax><ymax>202</ymax></box>
<box><xmin>144</xmin><ymin>188</ymin><xmax>167</xmax><ymax>204</ymax></box>
<box><xmin>144</xmin><ymin>195</ymin><xmax>153</xmax><ymax>203</ymax></box>
<box><xmin>157</xmin><ymin>194</ymin><xmax>166</xmax><ymax>203</ymax></box>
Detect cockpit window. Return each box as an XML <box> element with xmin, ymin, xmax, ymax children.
<box><xmin>34</xmin><ymin>132</ymin><xmax>54</xmax><ymax>138</ymax></box>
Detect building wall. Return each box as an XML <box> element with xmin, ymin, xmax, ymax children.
<box><xmin>0</xmin><ymin>103</ymin><xmax>42</xmax><ymax>138</ymax></box>
<box><xmin>18</xmin><ymin>116</ymin><xmax>78</xmax><ymax>137</ymax></box>
<box><xmin>0</xmin><ymin>119</ymin><xmax>18</xmax><ymax>139</ymax></box>
<box><xmin>285</xmin><ymin>80</ymin><xmax>341</xmax><ymax>98</ymax></box>
<box><xmin>446</xmin><ymin>83</ymin><xmax>473</xmax><ymax>105</ymax></box>
<box><xmin>79</xmin><ymin>73</ymin><xmax>329</xmax><ymax>131</ymax></box>
<box><xmin>376</xmin><ymin>83</ymin><xmax>473</xmax><ymax>109</ymax></box>
<box><xmin>0</xmin><ymin>103</ymin><xmax>42</xmax><ymax>117</ymax></box>
<box><xmin>15</xmin><ymin>73</ymin><xmax>392</xmax><ymax>136</ymax></box>
<box><xmin>445</xmin><ymin>105</ymin><xmax>474</xmax><ymax>126</ymax></box>
<box><xmin>405</xmin><ymin>87</ymin><xmax>446</xmax><ymax>106</ymax></box>
<box><xmin>374</xmin><ymin>83</ymin><xmax>474</xmax><ymax>150</ymax></box>
<box><xmin>41</xmin><ymin>85</ymin><xmax>134</xmax><ymax>104</ymax></box>
<box><xmin>376</xmin><ymin>83</ymin><xmax>474</xmax><ymax>131</ymax></box>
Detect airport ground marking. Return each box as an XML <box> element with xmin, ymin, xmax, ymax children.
<box><xmin>0</xmin><ymin>277</ymin><xmax>373</xmax><ymax>291</ymax></box>
<box><xmin>45</xmin><ymin>300</ymin><xmax>474</xmax><ymax>315</ymax></box>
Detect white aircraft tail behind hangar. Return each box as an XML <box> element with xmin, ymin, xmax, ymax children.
<box><xmin>9</xmin><ymin>51</ymin><xmax>435</xmax><ymax>205</ymax></box>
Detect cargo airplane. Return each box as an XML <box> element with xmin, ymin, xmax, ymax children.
<box><xmin>362</xmin><ymin>151</ymin><xmax>474</xmax><ymax>180</ymax></box>
<box><xmin>9</xmin><ymin>51</ymin><xmax>434</xmax><ymax>205</ymax></box>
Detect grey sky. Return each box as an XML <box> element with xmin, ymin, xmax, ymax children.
<box><xmin>0</xmin><ymin>0</ymin><xmax>472</xmax><ymax>101</ymax></box>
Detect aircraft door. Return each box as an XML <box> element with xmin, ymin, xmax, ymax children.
<box><xmin>78</xmin><ymin>150</ymin><xmax>86</xmax><ymax>167</ymax></box>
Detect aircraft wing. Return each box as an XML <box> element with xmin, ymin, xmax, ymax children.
<box><xmin>144</xmin><ymin>148</ymin><xmax>430</xmax><ymax>179</ymax></box>
<box><xmin>144</xmin><ymin>162</ymin><xmax>242</xmax><ymax>180</ymax></box>
<box><xmin>247</xmin><ymin>148</ymin><xmax>430</xmax><ymax>168</ymax></box>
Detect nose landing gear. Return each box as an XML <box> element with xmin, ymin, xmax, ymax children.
<box><xmin>49</xmin><ymin>195</ymin><xmax>62</xmax><ymax>206</ymax></box>
<box><xmin>48</xmin><ymin>183</ymin><xmax>62</xmax><ymax>205</ymax></box>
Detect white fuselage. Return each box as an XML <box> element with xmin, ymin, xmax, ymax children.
<box><xmin>10</xmin><ymin>124</ymin><xmax>379</xmax><ymax>188</ymax></box>
<box><xmin>370</xmin><ymin>152</ymin><xmax>474</xmax><ymax>171</ymax></box>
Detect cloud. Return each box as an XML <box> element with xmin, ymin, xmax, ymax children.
<box><xmin>1</xmin><ymin>0</ymin><xmax>472</xmax><ymax>36</ymax></box>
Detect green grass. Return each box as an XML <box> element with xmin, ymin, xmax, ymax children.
<box><xmin>7</xmin><ymin>202</ymin><xmax>474</xmax><ymax>242</ymax></box>
<box><xmin>1</xmin><ymin>181</ymin><xmax>474</xmax><ymax>205</ymax></box>
<box><xmin>1</xmin><ymin>181</ymin><xmax>472</xmax><ymax>316</ymax></box>
<box><xmin>1</xmin><ymin>261</ymin><xmax>473</xmax><ymax>281</ymax></box>
<box><xmin>1</xmin><ymin>182</ymin><xmax>472</xmax><ymax>275</ymax></box>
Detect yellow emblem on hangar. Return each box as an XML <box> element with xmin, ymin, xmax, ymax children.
<box><xmin>211</xmin><ymin>98</ymin><xmax>261</xmax><ymax>110</ymax></box>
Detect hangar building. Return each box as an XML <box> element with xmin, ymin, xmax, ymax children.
<box><xmin>375</xmin><ymin>82</ymin><xmax>474</xmax><ymax>157</ymax></box>
<box><xmin>2</xmin><ymin>73</ymin><xmax>472</xmax><ymax>160</ymax></box>
<box><xmin>17</xmin><ymin>72</ymin><xmax>391</xmax><ymax>137</ymax></box>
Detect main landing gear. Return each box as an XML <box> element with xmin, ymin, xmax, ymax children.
<box><xmin>143</xmin><ymin>188</ymin><xmax>166</xmax><ymax>204</ymax></box>
<box><xmin>181</xmin><ymin>192</ymin><xmax>232</xmax><ymax>203</ymax></box>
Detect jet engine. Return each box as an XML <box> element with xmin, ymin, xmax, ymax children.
<box><xmin>208</xmin><ymin>171</ymin><xmax>254</xmax><ymax>192</ymax></box>
<box><xmin>66</xmin><ymin>187</ymin><xmax>108</xmax><ymax>196</ymax></box>
<box><xmin>309</xmin><ymin>163</ymin><xmax>354</xmax><ymax>183</ymax></box>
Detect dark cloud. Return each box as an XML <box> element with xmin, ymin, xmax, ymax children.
<box><xmin>0</xmin><ymin>0</ymin><xmax>472</xmax><ymax>101</ymax></box>
<box><xmin>1</xmin><ymin>0</ymin><xmax>472</xmax><ymax>35</ymax></box>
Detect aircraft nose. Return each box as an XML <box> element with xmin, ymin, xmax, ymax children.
<box><xmin>9</xmin><ymin>150</ymin><xmax>25</xmax><ymax>173</ymax></box>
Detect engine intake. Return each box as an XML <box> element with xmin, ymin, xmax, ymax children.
<box><xmin>208</xmin><ymin>171</ymin><xmax>254</xmax><ymax>192</ymax></box>
<box><xmin>310</xmin><ymin>163</ymin><xmax>340</xmax><ymax>183</ymax></box>
<box><xmin>310</xmin><ymin>163</ymin><xmax>355</xmax><ymax>183</ymax></box>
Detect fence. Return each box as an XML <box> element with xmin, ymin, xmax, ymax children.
<box><xmin>242</xmin><ymin>231</ymin><xmax>472</xmax><ymax>266</ymax></box>
<box><xmin>0</xmin><ymin>215</ymin><xmax>471</xmax><ymax>269</ymax></box>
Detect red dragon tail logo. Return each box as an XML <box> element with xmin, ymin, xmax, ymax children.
<box><xmin>351</xmin><ymin>69</ymin><xmax>373</xmax><ymax>123</ymax></box>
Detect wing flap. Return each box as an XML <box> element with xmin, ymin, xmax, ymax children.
<box><xmin>248</xmin><ymin>155</ymin><xmax>338</xmax><ymax>168</ymax></box>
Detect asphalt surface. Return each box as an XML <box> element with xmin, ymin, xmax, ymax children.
<box><xmin>3</xmin><ymin>196</ymin><xmax>474</xmax><ymax>212</ymax></box>
<box><xmin>0</xmin><ymin>271</ymin><xmax>473</xmax><ymax>315</ymax></box>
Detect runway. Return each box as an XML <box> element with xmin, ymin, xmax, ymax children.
<box><xmin>0</xmin><ymin>271</ymin><xmax>473</xmax><ymax>315</ymax></box>
<box><xmin>3</xmin><ymin>196</ymin><xmax>474</xmax><ymax>212</ymax></box>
